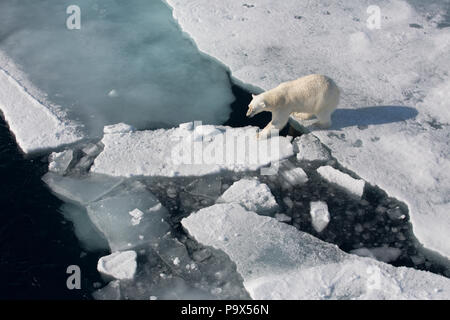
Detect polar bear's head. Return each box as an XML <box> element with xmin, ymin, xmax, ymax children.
<box><xmin>246</xmin><ymin>94</ymin><xmax>267</xmax><ymax>118</ymax></box>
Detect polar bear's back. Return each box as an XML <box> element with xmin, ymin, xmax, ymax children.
<box><xmin>266</xmin><ymin>74</ymin><xmax>340</xmax><ymax>114</ymax></box>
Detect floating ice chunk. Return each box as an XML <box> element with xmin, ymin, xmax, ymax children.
<box><xmin>97</xmin><ymin>251</ymin><xmax>137</xmax><ymax>280</ymax></box>
<box><xmin>91</xmin><ymin>125</ymin><xmax>294</xmax><ymax>177</ymax></box>
<box><xmin>275</xmin><ymin>213</ymin><xmax>292</xmax><ymax>223</ymax></box>
<box><xmin>103</xmin><ymin>123</ymin><xmax>135</xmax><ymax>134</ymax></box>
<box><xmin>42</xmin><ymin>172</ymin><xmax>124</xmax><ymax>206</ymax></box>
<box><xmin>351</xmin><ymin>247</ymin><xmax>402</xmax><ymax>263</ymax></box>
<box><xmin>92</xmin><ymin>280</ymin><xmax>121</xmax><ymax>300</ymax></box>
<box><xmin>280</xmin><ymin>167</ymin><xmax>308</xmax><ymax>188</ymax></box>
<box><xmin>317</xmin><ymin>165</ymin><xmax>365</xmax><ymax>198</ymax></box>
<box><xmin>216</xmin><ymin>179</ymin><xmax>279</xmax><ymax>215</ymax></box>
<box><xmin>129</xmin><ymin>208</ymin><xmax>144</xmax><ymax>226</ymax></box>
<box><xmin>86</xmin><ymin>181</ymin><xmax>170</xmax><ymax>251</ymax></box>
<box><xmin>293</xmin><ymin>134</ymin><xmax>331</xmax><ymax>162</ymax></box>
<box><xmin>182</xmin><ymin>203</ymin><xmax>450</xmax><ymax>300</ymax></box>
<box><xmin>48</xmin><ymin>150</ymin><xmax>73</xmax><ymax>175</ymax></box>
<box><xmin>310</xmin><ymin>201</ymin><xmax>330</xmax><ymax>233</ymax></box>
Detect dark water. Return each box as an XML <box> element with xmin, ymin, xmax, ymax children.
<box><xmin>0</xmin><ymin>118</ymin><xmax>106</xmax><ymax>299</ymax></box>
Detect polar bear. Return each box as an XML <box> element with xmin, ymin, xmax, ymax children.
<box><xmin>246</xmin><ymin>74</ymin><xmax>340</xmax><ymax>138</ymax></box>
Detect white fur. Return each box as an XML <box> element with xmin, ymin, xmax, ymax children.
<box><xmin>247</xmin><ymin>74</ymin><xmax>340</xmax><ymax>138</ymax></box>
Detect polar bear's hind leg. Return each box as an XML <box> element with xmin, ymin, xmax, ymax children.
<box><xmin>292</xmin><ymin>112</ymin><xmax>314</xmax><ymax>120</ymax></box>
<box><xmin>315</xmin><ymin>111</ymin><xmax>332</xmax><ymax>128</ymax></box>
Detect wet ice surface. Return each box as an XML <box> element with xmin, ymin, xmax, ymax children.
<box><xmin>0</xmin><ymin>0</ymin><xmax>234</xmax><ymax>141</ymax></box>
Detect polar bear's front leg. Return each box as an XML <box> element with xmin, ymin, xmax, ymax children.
<box><xmin>257</xmin><ymin>121</ymin><xmax>273</xmax><ymax>139</ymax></box>
<box><xmin>257</xmin><ymin>110</ymin><xmax>290</xmax><ymax>139</ymax></box>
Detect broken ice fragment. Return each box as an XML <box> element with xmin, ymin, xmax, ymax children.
<box><xmin>293</xmin><ymin>134</ymin><xmax>331</xmax><ymax>162</ymax></box>
<box><xmin>86</xmin><ymin>181</ymin><xmax>170</xmax><ymax>251</ymax></box>
<box><xmin>317</xmin><ymin>165</ymin><xmax>364</xmax><ymax>198</ymax></box>
<box><xmin>129</xmin><ymin>208</ymin><xmax>144</xmax><ymax>226</ymax></box>
<box><xmin>97</xmin><ymin>251</ymin><xmax>137</xmax><ymax>280</ymax></box>
<box><xmin>275</xmin><ymin>213</ymin><xmax>292</xmax><ymax>223</ymax></box>
<box><xmin>350</xmin><ymin>247</ymin><xmax>402</xmax><ymax>263</ymax></box>
<box><xmin>48</xmin><ymin>150</ymin><xmax>73</xmax><ymax>175</ymax></box>
<box><xmin>310</xmin><ymin>201</ymin><xmax>330</xmax><ymax>233</ymax></box>
<box><xmin>216</xmin><ymin>178</ymin><xmax>279</xmax><ymax>215</ymax></box>
<box><xmin>280</xmin><ymin>166</ymin><xmax>308</xmax><ymax>188</ymax></box>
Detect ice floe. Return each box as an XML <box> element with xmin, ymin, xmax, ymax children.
<box><xmin>86</xmin><ymin>181</ymin><xmax>170</xmax><ymax>251</ymax></box>
<box><xmin>91</xmin><ymin>123</ymin><xmax>294</xmax><ymax>177</ymax></box>
<box><xmin>293</xmin><ymin>134</ymin><xmax>331</xmax><ymax>162</ymax></box>
<box><xmin>48</xmin><ymin>150</ymin><xmax>73</xmax><ymax>175</ymax></box>
<box><xmin>182</xmin><ymin>203</ymin><xmax>450</xmax><ymax>299</ymax></box>
<box><xmin>351</xmin><ymin>247</ymin><xmax>402</xmax><ymax>263</ymax></box>
<box><xmin>310</xmin><ymin>201</ymin><xmax>331</xmax><ymax>233</ymax></box>
<box><xmin>317</xmin><ymin>165</ymin><xmax>365</xmax><ymax>198</ymax></box>
<box><xmin>216</xmin><ymin>178</ymin><xmax>279</xmax><ymax>215</ymax></box>
<box><xmin>97</xmin><ymin>251</ymin><xmax>137</xmax><ymax>280</ymax></box>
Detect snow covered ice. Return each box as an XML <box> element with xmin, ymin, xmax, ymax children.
<box><xmin>91</xmin><ymin>123</ymin><xmax>294</xmax><ymax>177</ymax></box>
<box><xmin>292</xmin><ymin>134</ymin><xmax>331</xmax><ymax>162</ymax></box>
<box><xmin>310</xmin><ymin>201</ymin><xmax>331</xmax><ymax>233</ymax></box>
<box><xmin>166</xmin><ymin>0</ymin><xmax>450</xmax><ymax>259</ymax></box>
<box><xmin>182</xmin><ymin>203</ymin><xmax>450</xmax><ymax>300</ymax></box>
<box><xmin>216</xmin><ymin>178</ymin><xmax>279</xmax><ymax>215</ymax></box>
<box><xmin>317</xmin><ymin>165</ymin><xmax>365</xmax><ymax>198</ymax></box>
<box><xmin>48</xmin><ymin>150</ymin><xmax>74</xmax><ymax>175</ymax></box>
<box><xmin>97</xmin><ymin>251</ymin><xmax>137</xmax><ymax>280</ymax></box>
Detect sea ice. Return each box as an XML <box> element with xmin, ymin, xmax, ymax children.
<box><xmin>165</xmin><ymin>0</ymin><xmax>450</xmax><ymax>258</ymax></box>
<box><xmin>351</xmin><ymin>247</ymin><xmax>403</xmax><ymax>263</ymax></box>
<box><xmin>91</xmin><ymin>124</ymin><xmax>294</xmax><ymax>177</ymax></box>
<box><xmin>182</xmin><ymin>203</ymin><xmax>450</xmax><ymax>300</ymax></box>
<box><xmin>86</xmin><ymin>181</ymin><xmax>170</xmax><ymax>251</ymax></box>
<box><xmin>279</xmin><ymin>165</ymin><xmax>309</xmax><ymax>189</ymax></box>
<box><xmin>97</xmin><ymin>251</ymin><xmax>137</xmax><ymax>280</ymax></box>
<box><xmin>293</xmin><ymin>134</ymin><xmax>331</xmax><ymax>162</ymax></box>
<box><xmin>48</xmin><ymin>150</ymin><xmax>73</xmax><ymax>175</ymax></box>
<box><xmin>310</xmin><ymin>201</ymin><xmax>330</xmax><ymax>233</ymax></box>
<box><xmin>317</xmin><ymin>166</ymin><xmax>365</xmax><ymax>198</ymax></box>
<box><xmin>216</xmin><ymin>178</ymin><xmax>279</xmax><ymax>215</ymax></box>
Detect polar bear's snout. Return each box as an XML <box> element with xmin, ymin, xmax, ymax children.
<box><xmin>246</xmin><ymin>106</ymin><xmax>255</xmax><ymax>118</ymax></box>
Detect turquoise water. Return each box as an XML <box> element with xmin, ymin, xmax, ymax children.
<box><xmin>0</xmin><ymin>0</ymin><xmax>234</xmax><ymax>137</ymax></box>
